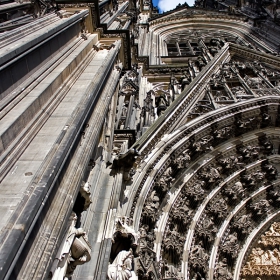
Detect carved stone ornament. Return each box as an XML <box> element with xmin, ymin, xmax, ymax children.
<box><xmin>242</xmin><ymin>222</ymin><xmax>280</xmax><ymax>278</ymax></box>
<box><xmin>192</xmin><ymin>135</ymin><xmax>214</xmax><ymax>152</ymax></box>
<box><xmin>196</xmin><ymin>215</ymin><xmax>217</xmax><ymax>241</ymax></box>
<box><xmin>108</xmin><ymin>249</ymin><xmax>136</xmax><ymax>280</ymax></box>
<box><xmin>155</xmin><ymin>167</ymin><xmax>175</xmax><ymax>192</ymax></box>
<box><xmin>221</xmin><ymin>232</ymin><xmax>239</xmax><ymax>258</ymax></box>
<box><xmin>232</xmin><ymin>214</ymin><xmax>253</xmax><ymax>235</ymax></box>
<box><xmin>50</xmin><ymin>212</ymin><xmax>91</xmax><ymax>279</ymax></box>
<box><xmin>80</xmin><ymin>181</ymin><xmax>92</xmax><ymax>211</ymax></box>
<box><xmin>258</xmin><ymin>222</ymin><xmax>280</xmax><ymax>246</ymax></box>
<box><xmin>113</xmin><ymin>216</ymin><xmax>139</xmax><ymax>247</ymax></box>
<box><xmin>242</xmin><ymin>247</ymin><xmax>280</xmax><ymax>276</ymax></box>
<box><xmin>189</xmin><ymin>241</ymin><xmax>209</xmax><ymax>272</ymax></box>
<box><xmin>214</xmin><ymin>258</ymin><xmax>233</xmax><ymax>280</ymax></box>
<box><xmin>173</xmin><ymin>149</ymin><xmax>191</xmax><ymax>169</ymax></box>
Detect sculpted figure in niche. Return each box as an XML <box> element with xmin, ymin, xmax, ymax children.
<box><xmin>156</xmin><ymin>167</ymin><xmax>174</xmax><ymax>192</ymax></box>
<box><xmin>214</xmin><ymin>126</ymin><xmax>232</xmax><ymax>139</ymax></box>
<box><xmin>145</xmin><ymin>191</ymin><xmax>160</xmax><ymax>212</ymax></box>
<box><xmin>193</xmin><ymin>135</ymin><xmax>213</xmax><ymax>152</ymax></box>
<box><xmin>180</xmin><ymin>71</ymin><xmax>191</xmax><ymax>90</ymax></box>
<box><xmin>242</xmin><ymin>170</ymin><xmax>265</xmax><ymax>188</ymax></box>
<box><xmin>156</xmin><ymin>94</ymin><xmax>169</xmax><ymax>116</ymax></box>
<box><xmin>190</xmin><ymin>241</ymin><xmax>209</xmax><ymax>271</ymax></box>
<box><xmin>219</xmin><ymin>155</ymin><xmax>242</xmax><ymax>171</ymax></box>
<box><xmin>174</xmin><ymin>149</ymin><xmax>191</xmax><ymax>169</ymax></box>
<box><xmin>224</xmin><ymin>181</ymin><xmax>244</xmax><ymax>199</ymax></box>
<box><xmin>237</xmin><ymin>118</ymin><xmax>257</xmax><ymax>131</ymax></box>
<box><xmin>107</xmin><ymin>249</ymin><xmax>134</xmax><ymax>280</ymax></box>
<box><xmin>199</xmin><ymin>165</ymin><xmax>221</xmax><ymax>184</ymax></box>
<box><xmin>238</xmin><ymin>145</ymin><xmax>260</xmax><ymax>162</ymax></box>
<box><xmin>232</xmin><ymin>214</ymin><xmax>252</xmax><ymax>234</ymax></box>
<box><xmin>172</xmin><ymin>201</ymin><xmax>193</xmax><ymax>225</ymax></box>
<box><xmin>197</xmin><ymin>216</ymin><xmax>217</xmax><ymax>241</ymax></box>
<box><xmin>139</xmin><ymin>225</ymin><xmax>154</xmax><ymax>249</ymax></box>
<box><xmin>250</xmin><ymin>199</ymin><xmax>270</xmax><ymax>216</ymax></box>
<box><xmin>121</xmin><ymin>102</ymin><xmax>128</xmax><ymax>117</ymax></box>
<box><xmin>80</xmin><ymin>181</ymin><xmax>92</xmax><ymax>211</ymax></box>
<box><xmin>214</xmin><ymin>258</ymin><xmax>233</xmax><ymax>280</ymax></box>
<box><xmin>207</xmin><ymin>197</ymin><xmax>228</xmax><ymax>218</ymax></box>
<box><xmin>221</xmin><ymin>232</ymin><xmax>239</xmax><ymax>257</ymax></box>
<box><xmin>191</xmin><ymin>241</ymin><xmax>208</xmax><ymax>260</ymax></box>
<box><xmin>186</xmin><ymin>180</ymin><xmax>205</xmax><ymax>201</ymax></box>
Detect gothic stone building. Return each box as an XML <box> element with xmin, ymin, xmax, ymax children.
<box><xmin>1</xmin><ymin>0</ymin><xmax>280</xmax><ymax>279</ymax></box>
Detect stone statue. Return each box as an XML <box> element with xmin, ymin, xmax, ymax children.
<box><xmin>213</xmin><ymin>126</ymin><xmax>232</xmax><ymax>139</ymax></box>
<box><xmin>214</xmin><ymin>258</ymin><xmax>233</xmax><ymax>280</ymax></box>
<box><xmin>224</xmin><ymin>181</ymin><xmax>244</xmax><ymax>199</ymax></box>
<box><xmin>50</xmin><ymin>212</ymin><xmax>91</xmax><ymax>279</ymax></box>
<box><xmin>80</xmin><ymin>181</ymin><xmax>92</xmax><ymax>211</ymax></box>
<box><xmin>250</xmin><ymin>199</ymin><xmax>270</xmax><ymax>216</ymax></box>
<box><xmin>156</xmin><ymin>166</ymin><xmax>175</xmax><ymax>192</ymax></box>
<box><xmin>197</xmin><ymin>216</ymin><xmax>217</xmax><ymax>241</ymax></box>
<box><xmin>156</xmin><ymin>94</ymin><xmax>169</xmax><ymax>116</ymax></box>
<box><xmin>145</xmin><ymin>191</ymin><xmax>160</xmax><ymax>213</ymax></box>
<box><xmin>199</xmin><ymin>165</ymin><xmax>222</xmax><ymax>184</ymax></box>
<box><xmin>121</xmin><ymin>103</ymin><xmax>128</xmax><ymax>117</ymax></box>
<box><xmin>107</xmin><ymin>249</ymin><xmax>134</xmax><ymax>280</ymax></box>
<box><xmin>219</xmin><ymin>155</ymin><xmax>242</xmax><ymax>171</ymax></box>
<box><xmin>193</xmin><ymin>135</ymin><xmax>213</xmax><ymax>152</ymax></box>
<box><xmin>232</xmin><ymin>214</ymin><xmax>252</xmax><ymax>234</ymax></box>
<box><xmin>173</xmin><ymin>149</ymin><xmax>191</xmax><ymax>169</ymax></box>
<box><xmin>186</xmin><ymin>180</ymin><xmax>205</xmax><ymax>201</ymax></box>
<box><xmin>263</xmin><ymin>164</ymin><xmax>277</xmax><ymax>180</ymax></box>
<box><xmin>207</xmin><ymin>197</ymin><xmax>228</xmax><ymax>218</ymax></box>
<box><xmin>221</xmin><ymin>232</ymin><xmax>239</xmax><ymax>257</ymax></box>
<box><xmin>190</xmin><ymin>241</ymin><xmax>209</xmax><ymax>271</ymax></box>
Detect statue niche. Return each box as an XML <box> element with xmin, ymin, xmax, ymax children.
<box><xmin>156</xmin><ymin>94</ymin><xmax>169</xmax><ymax>117</ymax></box>
<box><xmin>110</xmin><ymin>217</ymin><xmax>139</xmax><ymax>265</ymax></box>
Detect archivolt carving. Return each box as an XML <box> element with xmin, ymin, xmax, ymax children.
<box><xmin>207</xmin><ymin>196</ymin><xmax>228</xmax><ymax>219</ymax></box>
<box><xmin>218</xmin><ymin>155</ymin><xmax>243</xmax><ymax>173</ymax></box>
<box><xmin>249</xmin><ymin>199</ymin><xmax>271</xmax><ymax>218</ymax></box>
<box><xmin>232</xmin><ymin>214</ymin><xmax>253</xmax><ymax>235</ymax></box>
<box><xmin>195</xmin><ymin>215</ymin><xmax>218</xmax><ymax>241</ymax></box>
<box><xmin>189</xmin><ymin>241</ymin><xmax>209</xmax><ymax>272</ymax></box>
<box><xmin>258</xmin><ymin>222</ymin><xmax>280</xmax><ymax>246</ymax></box>
<box><xmin>129</xmin><ymin>100</ymin><xmax>280</xmax><ymax>280</ymax></box>
<box><xmin>171</xmin><ymin>207</ymin><xmax>193</xmax><ymax>231</ymax></box>
<box><xmin>224</xmin><ymin>181</ymin><xmax>245</xmax><ymax>200</ymax></box>
<box><xmin>173</xmin><ymin>149</ymin><xmax>191</xmax><ymax>169</ymax></box>
<box><xmin>214</xmin><ymin>258</ymin><xmax>233</xmax><ymax>280</ymax></box>
<box><xmin>183</xmin><ymin>180</ymin><xmax>205</xmax><ymax>202</ymax></box>
<box><xmin>162</xmin><ymin>223</ymin><xmax>185</xmax><ymax>264</ymax></box>
<box><xmin>155</xmin><ymin>166</ymin><xmax>175</xmax><ymax>193</ymax></box>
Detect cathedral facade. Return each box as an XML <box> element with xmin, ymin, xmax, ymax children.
<box><xmin>0</xmin><ymin>0</ymin><xmax>280</xmax><ymax>279</ymax></box>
